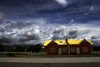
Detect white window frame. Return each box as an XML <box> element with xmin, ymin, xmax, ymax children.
<box><xmin>71</xmin><ymin>48</ymin><xmax>75</xmax><ymax>52</ymax></box>
<box><xmin>51</xmin><ymin>48</ymin><xmax>55</xmax><ymax>52</ymax></box>
<box><xmin>83</xmin><ymin>47</ymin><xmax>88</xmax><ymax>52</ymax></box>
<box><xmin>63</xmin><ymin>48</ymin><xmax>67</xmax><ymax>52</ymax></box>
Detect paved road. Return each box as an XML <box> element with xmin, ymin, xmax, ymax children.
<box><xmin>0</xmin><ymin>57</ymin><xmax>100</xmax><ymax>63</ymax></box>
<box><xmin>0</xmin><ymin>57</ymin><xmax>100</xmax><ymax>67</ymax></box>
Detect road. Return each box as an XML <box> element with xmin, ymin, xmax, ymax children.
<box><xmin>0</xmin><ymin>57</ymin><xmax>100</xmax><ymax>63</ymax></box>
<box><xmin>0</xmin><ymin>57</ymin><xmax>100</xmax><ymax>67</ymax></box>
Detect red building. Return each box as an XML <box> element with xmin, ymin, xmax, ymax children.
<box><xmin>42</xmin><ymin>38</ymin><xmax>93</xmax><ymax>55</ymax></box>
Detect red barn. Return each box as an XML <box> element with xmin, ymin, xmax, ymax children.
<box><xmin>42</xmin><ymin>38</ymin><xmax>93</xmax><ymax>55</ymax></box>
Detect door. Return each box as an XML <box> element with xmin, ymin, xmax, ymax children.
<box><xmin>76</xmin><ymin>48</ymin><xmax>80</xmax><ymax>54</ymax></box>
<box><xmin>58</xmin><ymin>48</ymin><xmax>62</xmax><ymax>55</ymax></box>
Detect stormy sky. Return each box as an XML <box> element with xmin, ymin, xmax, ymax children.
<box><xmin>0</xmin><ymin>0</ymin><xmax>100</xmax><ymax>46</ymax></box>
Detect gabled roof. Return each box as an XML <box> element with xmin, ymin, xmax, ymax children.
<box><xmin>43</xmin><ymin>39</ymin><xmax>93</xmax><ymax>46</ymax></box>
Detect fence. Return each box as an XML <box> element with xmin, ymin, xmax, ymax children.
<box><xmin>0</xmin><ymin>52</ymin><xmax>48</xmax><ymax>56</ymax></box>
<box><xmin>91</xmin><ymin>51</ymin><xmax>100</xmax><ymax>55</ymax></box>
<box><xmin>1</xmin><ymin>51</ymin><xmax>100</xmax><ymax>56</ymax></box>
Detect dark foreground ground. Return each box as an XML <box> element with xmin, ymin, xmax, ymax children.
<box><xmin>0</xmin><ymin>62</ymin><xmax>100</xmax><ymax>67</ymax></box>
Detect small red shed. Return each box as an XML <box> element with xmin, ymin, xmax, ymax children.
<box><xmin>42</xmin><ymin>38</ymin><xmax>93</xmax><ymax>55</ymax></box>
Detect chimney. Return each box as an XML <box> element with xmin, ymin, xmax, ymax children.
<box><xmin>65</xmin><ymin>38</ymin><xmax>68</xmax><ymax>43</ymax></box>
<box><xmin>65</xmin><ymin>38</ymin><xmax>69</xmax><ymax>45</ymax></box>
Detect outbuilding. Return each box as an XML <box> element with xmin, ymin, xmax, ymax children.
<box><xmin>42</xmin><ymin>38</ymin><xmax>93</xmax><ymax>55</ymax></box>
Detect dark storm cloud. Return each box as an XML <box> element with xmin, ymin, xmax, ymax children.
<box><xmin>43</xmin><ymin>27</ymin><xmax>53</xmax><ymax>35</ymax></box>
<box><xmin>0</xmin><ymin>37</ymin><xmax>12</xmax><ymax>43</ymax></box>
<box><xmin>0</xmin><ymin>0</ymin><xmax>100</xmax><ymax>23</ymax></box>
<box><xmin>68</xmin><ymin>30</ymin><xmax>77</xmax><ymax>35</ymax></box>
<box><xmin>0</xmin><ymin>0</ymin><xmax>55</xmax><ymax>6</ymax></box>
<box><xmin>0</xmin><ymin>0</ymin><xmax>100</xmax><ymax>46</ymax></box>
<box><xmin>0</xmin><ymin>26</ymin><xmax>40</xmax><ymax>44</ymax></box>
<box><xmin>79</xmin><ymin>29</ymin><xmax>90</xmax><ymax>35</ymax></box>
<box><xmin>90</xmin><ymin>39</ymin><xmax>100</xmax><ymax>46</ymax></box>
<box><xmin>92</xmin><ymin>41</ymin><xmax>100</xmax><ymax>46</ymax></box>
<box><xmin>19</xmin><ymin>33</ymin><xmax>40</xmax><ymax>42</ymax></box>
<box><xmin>89</xmin><ymin>35</ymin><xmax>100</xmax><ymax>46</ymax></box>
<box><xmin>0</xmin><ymin>0</ymin><xmax>61</xmax><ymax>20</ymax></box>
<box><xmin>63</xmin><ymin>30</ymin><xmax>78</xmax><ymax>39</ymax></box>
<box><xmin>0</xmin><ymin>28</ymin><xmax>13</xmax><ymax>33</ymax></box>
<box><xmin>53</xmin><ymin>28</ymin><xmax>64</xmax><ymax>34</ymax></box>
<box><xmin>52</xmin><ymin>31</ymin><xmax>77</xmax><ymax>40</ymax></box>
<box><xmin>5</xmin><ymin>20</ymin><xmax>10</xmax><ymax>24</ymax></box>
<box><xmin>0</xmin><ymin>29</ymin><xmax>17</xmax><ymax>44</ymax></box>
<box><xmin>91</xmin><ymin>36</ymin><xmax>99</xmax><ymax>39</ymax></box>
<box><xmin>5</xmin><ymin>18</ymin><xmax>46</xmax><ymax>29</ymax></box>
<box><xmin>0</xmin><ymin>24</ymin><xmax>99</xmax><ymax>45</ymax></box>
<box><xmin>68</xmin><ymin>30</ymin><xmax>78</xmax><ymax>39</ymax></box>
<box><xmin>66</xmin><ymin>0</ymin><xmax>100</xmax><ymax>9</ymax></box>
<box><xmin>40</xmin><ymin>0</ymin><xmax>100</xmax><ymax>13</ymax></box>
<box><xmin>51</xmin><ymin>34</ymin><xmax>62</xmax><ymax>40</ymax></box>
<box><xmin>52</xmin><ymin>27</ymin><xmax>78</xmax><ymax>40</ymax></box>
<box><xmin>5</xmin><ymin>20</ymin><xmax>33</xmax><ymax>29</ymax></box>
<box><xmin>0</xmin><ymin>28</ymin><xmax>6</xmax><ymax>32</ymax></box>
<box><xmin>63</xmin><ymin>35</ymin><xmax>70</xmax><ymax>39</ymax></box>
<box><xmin>0</xmin><ymin>12</ymin><xmax>4</xmax><ymax>24</ymax></box>
<box><xmin>38</xmin><ymin>0</ymin><xmax>100</xmax><ymax>23</ymax></box>
<box><xmin>51</xmin><ymin>26</ymin><xmax>92</xmax><ymax>40</ymax></box>
<box><xmin>51</xmin><ymin>27</ymin><xmax>65</xmax><ymax>40</ymax></box>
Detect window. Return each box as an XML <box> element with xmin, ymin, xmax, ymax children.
<box><xmin>51</xmin><ymin>48</ymin><xmax>55</xmax><ymax>52</ymax></box>
<box><xmin>63</xmin><ymin>48</ymin><xmax>67</xmax><ymax>52</ymax></box>
<box><xmin>71</xmin><ymin>48</ymin><xmax>75</xmax><ymax>52</ymax></box>
<box><xmin>83</xmin><ymin>47</ymin><xmax>88</xmax><ymax>52</ymax></box>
